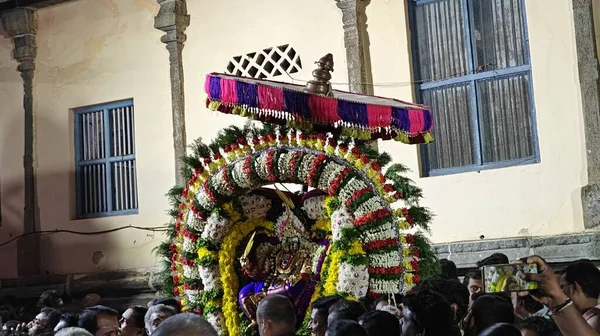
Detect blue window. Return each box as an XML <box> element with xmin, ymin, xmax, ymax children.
<box><xmin>409</xmin><ymin>0</ymin><xmax>539</xmax><ymax>176</ymax></box>
<box><xmin>74</xmin><ymin>99</ymin><xmax>138</xmax><ymax>218</ymax></box>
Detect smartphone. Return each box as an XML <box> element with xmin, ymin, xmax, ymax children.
<box><xmin>482</xmin><ymin>263</ymin><xmax>538</xmax><ymax>293</ymax></box>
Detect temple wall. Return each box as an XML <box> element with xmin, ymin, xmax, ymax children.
<box><xmin>0</xmin><ymin>0</ymin><xmax>591</xmax><ymax>277</ymax></box>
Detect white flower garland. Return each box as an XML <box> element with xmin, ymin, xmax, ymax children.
<box><xmin>369</xmin><ymin>250</ymin><xmax>402</xmax><ymax>268</ymax></box>
<box><xmin>311</xmin><ymin>245</ymin><xmax>327</xmax><ymax>274</ymax></box>
<box><xmin>338</xmin><ymin>178</ymin><xmax>368</xmax><ymax>204</ymax></box>
<box><xmin>337</xmin><ymin>263</ymin><xmax>369</xmax><ymax>299</ymax></box>
<box><xmin>185</xmin><ymin>289</ymin><xmax>201</xmax><ymax>303</ymax></box>
<box><xmin>201</xmin><ymin>212</ymin><xmax>229</xmax><ymax>244</ymax></box>
<box><xmin>330</xmin><ymin>206</ymin><xmax>354</xmax><ymax>241</ymax></box>
<box><xmin>186</xmin><ymin>210</ymin><xmax>205</xmax><ymax>232</ymax></box>
<box><xmin>317</xmin><ymin>161</ymin><xmax>345</xmax><ymax>192</ymax></box>
<box><xmin>196</xmin><ymin>189</ymin><xmax>213</xmax><ymax>211</ymax></box>
<box><xmin>276</xmin><ymin>211</ymin><xmax>306</xmax><ymax>238</ymax></box>
<box><xmin>302</xmin><ymin>195</ymin><xmax>327</xmax><ymax>220</ymax></box>
<box><xmin>370</xmin><ymin>278</ymin><xmax>400</xmax><ymax>294</ymax></box>
<box><xmin>239</xmin><ymin>195</ymin><xmax>272</xmax><ymax>219</ymax></box>
<box><xmin>255</xmin><ymin>152</ymin><xmax>270</xmax><ymax>181</ymax></box>
<box><xmin>354</xmin><ymin>197</ymin><xmax>385</xmax><ymax>218</ymax></box>
<box><xmin>211</xmin><ymin>169</ymin><xmax>234</xmax><ymax>197</ymax></box>
<box><xmin>199</xmin><ymin>265</ymin><xmax>222</xmax><ymax>292</ymax></box>
<box><xmin>231</xmin><ymin>160</ymin><xmax>253</xmax><ymax>189</ymax></box>
<box><xmin>183</xmin><ymin>264</ymin><xmax>200</xmax><ymax>279</ymax></box>
<box><xmin>296</xmin><ymin>154</ymin><xmax>316</xmax><ymax>183</ymax></box>
<box><xmin>278</xmin><ymin>151</ymin><xmax>296</xmax><ymax>181</ymax></box>
<box><xmin>362</xmin><ymin>223</ymin><xmax>397</xmax><ymax>243</ymax></box>
<box><xmin>182</xmin><ymin>236</ymin><xmax>196</xmax><ymax>254</ymax></box>
<box><xmin>206</xmin><ymin>312</ymin><xmax>226</xmax><ymax>336</ymax></box>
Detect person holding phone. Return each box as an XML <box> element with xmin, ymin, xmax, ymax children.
<box><xmin>522</xmin><ymin>256</ymin><xmax>600</xmax><ymax>336</ymax></box>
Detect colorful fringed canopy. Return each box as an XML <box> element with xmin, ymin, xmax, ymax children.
<box><xmin>204</xmin><ymin>73</ymin><xmax>434</xmax><ymax>144</ymax></box>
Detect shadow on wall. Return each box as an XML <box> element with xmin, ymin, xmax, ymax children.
<box><xmin>0</xmin><ymin>114</ymin><xmax>123</xmax><ymax>278</ymax></box>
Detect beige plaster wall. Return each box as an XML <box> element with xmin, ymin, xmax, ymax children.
<box><xmin>0</xmin><ymin>31</ymin><xmax>25</xmax><ymax>278</ymax></box>
<box><xmin>0</xmin><ymin>0</ymin><xmax>590</xmax><ymax>276</ymax></box>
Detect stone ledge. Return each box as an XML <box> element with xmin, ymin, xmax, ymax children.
<box><xmin>434</xmin><ymin>231</ymin><xmax>600</xmax><ymax>269</ymax></box>
<box><xmin>0</xmin><ymin>267</ymin><xmax>162</xmax><ymax>300</ymax></box>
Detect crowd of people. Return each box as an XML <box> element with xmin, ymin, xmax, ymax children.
<box><xmin>0</xmin><ymin>254</ymin><xmax>599</xmax><ymax>336</ymax></box>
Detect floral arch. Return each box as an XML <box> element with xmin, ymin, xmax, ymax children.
<box><xmin>156</xmin><ymin>124</ymin><xmax>438</xmax><ymax>336</ymax></box>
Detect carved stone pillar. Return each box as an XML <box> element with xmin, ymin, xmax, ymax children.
<box><xmin>1</xmin><ymin>7</ymin><xmax>41</xmax><ymax>276</ymax></box>
<box><xmin>154</xmin><ymin>0</ymin><xmax>189</xmax><ymax>186</ymax></box>
<box><xmin>572</xmin><ymin>0</ymin><xmax>600</xmax><ymax>228</ymax></box>
<box><xmin>335</xmin><ymin>0</ymin><xmax>373</xmax><ymax>95</ymax></box>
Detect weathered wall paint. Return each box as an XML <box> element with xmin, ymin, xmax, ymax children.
<box><xmin>0</xmin><ymin>0</ymin><xmax>589</xmax><ymax>276</ymax></box>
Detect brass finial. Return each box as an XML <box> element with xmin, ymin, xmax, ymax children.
<box><xmin>304</xmin><ymin>54</ymin><xmax>334</xmax><ymax>97</ymax></box>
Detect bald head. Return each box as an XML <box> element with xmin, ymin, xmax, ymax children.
<box><xmin>152</xmin><ymin>313</ymin><xmax>217</xmax><ymax>336</ymax></box>
<box><xmin>256</xmin><ymin>295</ymin><xmax>296</xmax><ymax>335</ymax></box>
<box><xmin>55</xmin><ymin>327</ymin><xmax>93</xmax><ymax>336</ymax></box>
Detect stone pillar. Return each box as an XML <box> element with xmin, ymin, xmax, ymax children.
<box><xmin>1</xmin><ymin>7</ymin><xmax>41</xmax><ymax>276</ymax></box>
<box><xmin>573</xmin><ymin>0</ymin><xmax>600</xmax><ymax>228</ymax></box>
<box><xmin>154</xmin><ymin>0</ymin><xmax>189</xmax><ymax>186</ymax></box>
<box><xmin>335</xmin><ymin>0</ymin><xmax>373</xmax><ymax>95</ymax></box>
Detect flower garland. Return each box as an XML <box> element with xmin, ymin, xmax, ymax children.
<box><xmin>158</xmin><ymin>124</ymin><xmax>436</xmax><ymax>334</ymax></box>
<box><xmin>219</xmin><ymin>218</ymin><xmax>274</xmax><ymax>336</ymax></box>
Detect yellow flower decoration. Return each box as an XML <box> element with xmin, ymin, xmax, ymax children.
<box><xmin>354</xmin><ymin>160</ymin><xmax>365</xmax><ymax>170</ymax></box>
<box><xmin>325</xmin><ymin>144</ymin><xmax>336</xmax><ymax>155</ymax></box>
<box><xmin>323</xmin><ymin>249</ymin><xmax>342</xmax><ymax>296</ymax></box>
<box><xmin>198</xmin><ymin>247</ymin><xmax>217</xmax><ymax>260</ymax></box>
<box><xmin>404</xmin><ymin>272</ymin><xmax>414</xmax><ymax>287</ymax></box>
<box><xmin>348</xmin><ymin>240</ymin><xmax>365</xmax><ymax>255</ymax></box>
<box><xmin>312</xmin><ymin>218</ymin><xmax>332</xmax><ymax>234</ymax></box>
<box><xmin>222</xmin><ymin>202</ymin><xmax>242</xmax><ymax>223</ymax></box>
<box><xmin>323</xmin><ymin>196</ymin><xmax>336</xmax><ymax>217</ymax></box>
<box><xmin>219</xmin><ymin>219</ymin><xmax>274</xmax><ymax>336</ymax></box>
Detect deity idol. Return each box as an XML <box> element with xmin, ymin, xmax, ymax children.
<box><xmin>238</xmin><ymin>229</ymin><xmax>318</xmax><ymax>329</ymax></box>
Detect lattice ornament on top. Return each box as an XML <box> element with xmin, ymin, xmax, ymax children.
<box><xmin>225</xmin><ymin>44</ymin><xmax>302</xmax><ymax>79</ymax></box>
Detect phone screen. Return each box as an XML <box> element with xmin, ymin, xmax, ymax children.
<box><xmin>482</xmin><ymin>263</ymin><xmax>538</xmax><ymax>293</ymax></box>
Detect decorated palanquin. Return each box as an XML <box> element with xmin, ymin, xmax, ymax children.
<box><xmin>156</xmin><ymin>54</ymin><xmax>440</xmax><ymax>336</ymax></box>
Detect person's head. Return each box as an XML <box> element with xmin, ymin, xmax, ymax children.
<box><xmin>327</xmin><ymin>299</ymin><xmax>366</xmax><ymax>325</ymax></box>
<box><xmin>82</xmin><ymin>295</ymin><xmax>102</xmax><ymax>309</ymax></box>
<box><xmin>309</xmin><ymin>295</ymin><xmax>344</xmax><ymax>336</ymax></box>
<box><xmin>78</xmin><ymin>306</ymin><xmax>119</xmax><ymax>336</ymax></box>
<box><xmin>440</xmin><ymin>259</ymin><xmax>459</xmax><ymax>281</ymax></box>
<box><xmin>152</xmin><ymin>313</ymin><xmax>217</xmax><ymax>336</ymax></box>
<box><xmin>519</xmin><ymin>317</ymin><xmax>560</xmax><ymax>336</ymax></box>
<box><xmin>325</xmin><ymin>319</ymin><xmax>367</xmax><ymax>336</ymax></box>
<box><xmin>55</xmin><ymin>327</ymin><xmax>94</xmax><ymax>336</ymax></box>
<box><xmin>256</xmin><ymin>295</ymin><xmax>296</xmax><ymax>336</ymax></box>
<box><xmin>402</xmin><ymin>289</ymin><xmax>454</xmax><ymax>336</ymax></box>
<box><xmin>55</xmin><ymin>313</ymin><xmax>80</xmax><ymax>332</ymax></box>
<box><xmin>152</xmin><ymin>299</ymin><xmax>181</xmax><ymax>314</ymax></box>
<box><xmin>420</xmin><ymin>277</ymin><xmax>469</xmax><ymax>323</ymax></box>
<box><xmin>38</xmin><ymin>290</ymin><xmax>63</xmax><ymax>309</ymax></box>
<box><xmin>120</xmin><ymin>306</ymin><xmax>147</xmax><ymax>336</ymax></box>
<box><xmin>468</xmin><ymin>295</ymin><xmax>514</xmax><ymax>335</ymax></box>
<box><xmin>561</xmin><ymin>261</ymin><xmax>600</xmax><ymax>311</ymax></box>
<box><xmin>357</xmin><ymin>311</ymin><xmax>399</xmax><ymax>336</ymax></box>
<box><xmin>144</xmin><ymin>304</ymin><xmax>176</xmax><ymax>335</ymax></box>
<box><xmin>462</xmin><ymin>272</ymin><xmax>482</xmax><ymax>302</ymax></box>
<box><xmin>372</xmin><ymin>296</ymin><xmax>389</xmax><ymax>311</ymax></box>
<box><xmin>476</xmin><ymin>253</ymin><xmax>509</xmax><ymax>268</ymax></box>
<box><xmin>479</xmin><ymin>323</ymin><xmax>521</xmax><ymax>336</ymax></box>
<box><xmin>32</xmin><ymin>307</ymin><xmax>61</xmax><ymax>333</ymax></box>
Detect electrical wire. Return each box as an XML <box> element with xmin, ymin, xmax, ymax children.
<box><xmin>0</xmin><ymin>225</ymin><xmax>169</xmax><ymax>248</ymax></box>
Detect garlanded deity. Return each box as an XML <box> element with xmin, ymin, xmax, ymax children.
<box><xmin>238</xmin><ymin>207</ymin><xmax>319</xmax><ymax>330</ymax></box>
